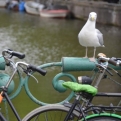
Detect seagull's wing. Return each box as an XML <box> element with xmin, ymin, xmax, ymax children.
<box><xmin>96</xmin><ymin>29</ymin><xmax>104</xmax><ymax>46</ymax></box>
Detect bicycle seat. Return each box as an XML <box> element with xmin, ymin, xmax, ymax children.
<box><xmin>62</xmin><ymin>82</ymin><xmax>97</xmax><ymax>96</ymax></box>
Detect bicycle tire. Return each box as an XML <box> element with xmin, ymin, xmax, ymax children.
<box><xmin>22</xmin><ymin>104</ymin><xmax>80</xmax><ymax>121</ymax></box>
<box><xmin>86</xmin><ymin>116</ymin><xmax>121</xmax><ymax>121</ymax></box>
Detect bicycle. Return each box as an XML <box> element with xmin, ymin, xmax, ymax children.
<box><xmin>0</xmin><ymin>49</ymin><xmax>53</xmax><ymax>106</ymax></box>
<box><xmin>22</xmin><ymin>53</ymin><xmax>121</xmax><ymax>121</ymax></box>
<box><xmin>0</xmin><ymin>49</ymin><xmax>47</xmax><ymax>121</ymax></box>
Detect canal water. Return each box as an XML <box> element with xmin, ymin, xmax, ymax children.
<box><xmin>0</xmin><ymin>8</ymin><xmax>121</xmax><ymax>120</ymax></box>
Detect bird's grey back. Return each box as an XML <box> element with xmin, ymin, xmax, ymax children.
<box><xmin>96</xmin><ymin>29</ymin><xmax>104</xmax><ymax>46</ymax></box>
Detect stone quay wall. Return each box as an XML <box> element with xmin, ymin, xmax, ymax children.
<box><xmin>54</xmin><ymin>0</ymin><xmax>121</xmax><ymax>26</ymax></box>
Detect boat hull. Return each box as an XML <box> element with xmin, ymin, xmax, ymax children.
<box><xmin>40</xmin><ymin>9</ymin><xmax>70</xmax><ymax>18</ymax></box>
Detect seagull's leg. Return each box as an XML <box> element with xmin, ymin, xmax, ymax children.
<box><xmin>85</xmin><ymin>47</ymin><xmax>88</xmax><ymax>58</ymax></box>
<box><xmin>93</xmin><ymin>47</ymin><xmax>96</xmax><ymax>58</ymax></box>
<box><xmin>89</xmin><ymin>47</ymin><xmax>96</xmax><ymax>62</ymax></box>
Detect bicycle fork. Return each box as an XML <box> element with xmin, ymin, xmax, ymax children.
<box><xmin>64</xmin><ymin>95</ymin><xmax>87</xmax><ymax>121</ymax></box>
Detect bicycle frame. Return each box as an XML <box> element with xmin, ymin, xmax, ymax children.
<box><xmin>63</xmin><ymin>92</ymin><xmax>121</xmax><ymax>121</ymax></box>
<box><xmin>0</xmin><ymin>92</ymin><xmax>21</xmax><ymax>121</ymax></box>
<box><xmin>62</xmin><ymin>59</ymin><xmax>121</xmax><ymax>121</ymax></box>
<box><xmin>64</xmin><ymin>94</ymin><xmax>88</xmax><ymax>121</ymax></box>
<box><xmin>0</xmin><ymin>49</ymin><xmax>47</xmax><ymax>120</ymax></box>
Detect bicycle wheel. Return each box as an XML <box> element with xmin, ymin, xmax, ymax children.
<box><xmin>86</xmin><ymin>115</ymin><xmax>121</xmax><ymax>121</ymax></box>
<box><xmin>22</xmin><ymin>104</ymin><xmax>80</xmax><ymax>121</ymax></box>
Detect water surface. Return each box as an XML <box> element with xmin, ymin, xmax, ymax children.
<box><xmin>0</xmin><ymin>8</ymin><xmax>121</xmax><ymax>120</ymax></box>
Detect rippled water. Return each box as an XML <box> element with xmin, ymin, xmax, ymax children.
<box><xmin>0</xmin><ymin>8</ymin><xmax>121</xmax><ymax>120</ymax></box>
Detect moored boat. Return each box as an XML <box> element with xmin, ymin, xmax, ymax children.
<box><xmin>40</xmin><ymin>9</ymin><xmax>70</xmax><ymax>18</ymax></box>
<box><xmin>24</xmin><ymin>1</ymin><xmax>44</xmax><ymax>15</ymax></box>
<box><xmin>6</xmin><ymin>0</ymin><xmax>19</xmax><ymax>11</ymax></box>
<box><xmin>40</xmin><ymin>4</ymin><xmax>70</xmax><ymax>18</ymax></box>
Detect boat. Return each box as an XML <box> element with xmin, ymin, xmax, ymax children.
<box><xmin>0</xmin><ymin>0</ymin><xmax>7</xmax><ymax>7</ymax></box>
<box><xmin>6</xmin><ymin>0</ymin><xmax>19</xmax><ymax>11</ymax></box>
<box><xmin>40</xmin><ymin>9</ymin><xmax>70</xmax><ymax>18</ymax></box>
<box><xmin>39</xmin><ymin>4</ymin><xmax>70</xmax><ymax>18</ymax></box>
<box><xmin>24</xmin><ymin>1</ymin><xmax>44</xmax><ymax>15</ymax></box>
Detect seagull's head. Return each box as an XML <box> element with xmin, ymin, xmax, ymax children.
<box><xmin>89</xmin><ymin>12</ymin><xmax>97</xmax><ymax>22</ymax></box>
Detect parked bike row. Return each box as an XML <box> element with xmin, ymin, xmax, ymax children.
<box><xmin>0</xmin><ymin>49</ymin><xmax>121</xmax><ymax>121</ymax></box>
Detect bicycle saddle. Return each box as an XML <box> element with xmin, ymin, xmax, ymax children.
<box><xmin>62</xmin><ymin>82</ymin><xmax>97</xmax><ymax>96</ymax></box>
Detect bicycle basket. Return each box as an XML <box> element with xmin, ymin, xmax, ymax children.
<box><xmin>0</xmin><ymin>73</ymin><xmax>14</xmax><ymax>95</ymax></box>
<box><xmin>0</xmin><ymin>56</ymin><xmax>5</xmax><ymax>70</ymax></box>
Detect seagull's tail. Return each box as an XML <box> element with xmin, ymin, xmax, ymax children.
<box><xmin>102</xmin><ymin>45</ymin><xmax>105</xmax><ymax>47</ymax></box>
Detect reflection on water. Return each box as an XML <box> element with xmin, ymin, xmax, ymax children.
<box><xmin>0</xmin><ymin>8</ymin><xmax>121</xmax><ymax>120</ymax></box>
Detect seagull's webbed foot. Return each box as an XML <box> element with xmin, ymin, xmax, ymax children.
<box><xmin>83</xmin><ymin>55</ymin><xmax>88</xmax><ymax>58</ymax></box>
<box><xmin>89</xmin><ymin>57</ymin><xmax>96</xmax><ymax>62</ymax></box>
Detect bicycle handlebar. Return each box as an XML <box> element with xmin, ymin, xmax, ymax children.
<box><xmin>108</xmin><ymin>57</ymin><xmax>117</xmax><ymax>66</ymax></box>
<box><xmin>28</xmin><ymin>65</ymin><xmax>47</xmax><ymax>76</ymax></box>
<box><xmin>2</xmin><ymin>49</ymin><xmax>25</xmax><ymax>59</ymax></box>
<box><xmin>98</xmin><ymin>55</ymin><xmax>121</xmax><ymax>67</ymax></box>
<box><xmin>10</xmin><ymin>51</ymin><xmax>25</xmax><ymax>59</ymax></box>
<box><xmin>2</xmin><ymin>49</ymin><xmax>47</xmax><ymax>76</ymax></box>
<box><xmin>15</xmin><ymin>61</ymin><xmax>47</xmax><ymax>76</ymax></box>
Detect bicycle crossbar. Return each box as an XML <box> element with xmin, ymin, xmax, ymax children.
<box><xmin>96</xmin><ymin>92</ymin><xmax>121</xmax><ymax>97</ymax></box>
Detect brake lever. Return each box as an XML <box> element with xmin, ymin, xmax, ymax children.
<box><xmin>23</xmin><ymin>68</ymin><xmax>38</xmax><ymax>83</ymax></box>
<box><xmin>28</xmin><ymin>72</ymin><xmax>38</xmax><ymax>83</ymax></box>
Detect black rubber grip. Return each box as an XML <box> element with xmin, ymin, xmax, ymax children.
<box><xmin>28</xmin><ymin>65</ymin><xmax>47</xmax><ymax>76</ymax></box>
<box><xmin>108</xmin><ymin>58</ymin><xmax>117</xmax><ymax>66</ymax></box>
<box><xmin>11</xmin><ymin>51</ymin><xmax>25</xmax><ymax>59</ymax></box>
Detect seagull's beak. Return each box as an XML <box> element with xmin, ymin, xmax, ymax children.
<box><xmin>91</xmin><ymin>15</ymin><xmax>95</xmax><ymax>21</ymax></box>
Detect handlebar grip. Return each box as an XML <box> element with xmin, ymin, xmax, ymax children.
<box><xmin>12</xmin><ymin>51</ymin><xmax>25</xmax><ymax>59</ymax></box>
<box><xmin>7</xmin><ymin>49</ymin><xmax>25</xmax><ymax>59</ymax></box>
<box><xmin>28</xmin><ymin>65</ymin><xmax>47</xmax><ymax>76</ymax></box>
<box><xmin>108</xmin><ymin>58</ymin><xmax>117</xmax><ymax>66</ymax></box>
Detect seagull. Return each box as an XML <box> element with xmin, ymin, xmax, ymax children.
<box><xmin>78</xmin><ymin>12</ymin><xmax>104</xmax><ymax>61</ymax></box>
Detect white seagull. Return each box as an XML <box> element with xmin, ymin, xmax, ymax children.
<box><xmin>78</xmin><ymin>12</ymin><xmax>104</xmax><ymax>60</ymax></box>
